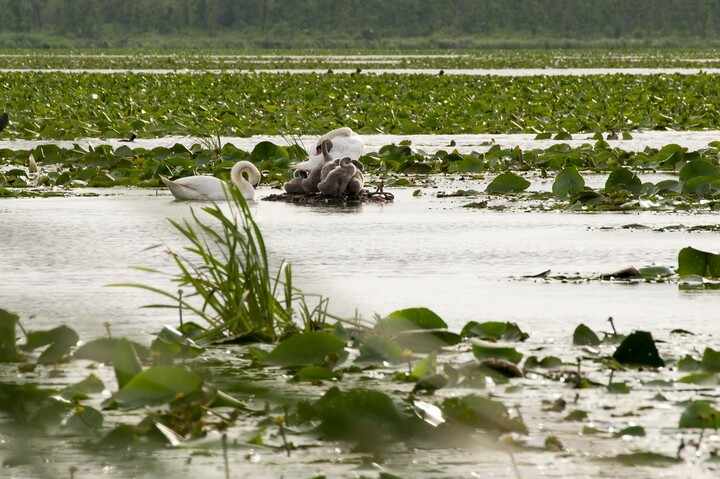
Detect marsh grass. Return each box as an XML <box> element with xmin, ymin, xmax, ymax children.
<box><xmin>119</xmin><ymin>186</ymin><xmax>330</xmax><ymax>342</ymax></box>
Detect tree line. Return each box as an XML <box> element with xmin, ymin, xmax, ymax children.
<box><xmin>1</xmin><ymin>0</ymin><xmax>720</xmax><ymax>48</ymax></box>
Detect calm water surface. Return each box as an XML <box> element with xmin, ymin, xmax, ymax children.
<box><xmin>2</xmin><ymin>186</ymin><xmax>720</xmax><ymax>342</ymax></box>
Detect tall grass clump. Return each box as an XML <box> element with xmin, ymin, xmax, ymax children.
<box><xmin>123</xmin><ymin>186</ymin><xmax>328</xmax><ymax>342</ymax></box>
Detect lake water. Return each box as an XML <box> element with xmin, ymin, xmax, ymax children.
<box><xmin>2</xmin><ymin>184</ymin><xmax>720</xmax><ymax>343</ymax></box>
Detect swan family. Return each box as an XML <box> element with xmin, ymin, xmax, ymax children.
<box><xmin>161</xmin><ymin>127</ymin><xmax>365</xmax><ymax>201</ymax></box>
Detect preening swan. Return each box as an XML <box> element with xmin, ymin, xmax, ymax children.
<box><xmin>292</xmin><ymin>127</ymin><xmax>363</xmax><ymax>173</ymax></box>
<box><xmin>318</xmin><ymin>157</ymin><xmax>356</xmax><ymax>196</ymax></box>
<box><xmin>302</xmin><ymin>138</ymin><xmax>335</xmax><ymax>193</ymax></box>
<box><xmin>161</xmin><ymin>160</ymin><xmax>260</xmax><ymax>201</ymax></box>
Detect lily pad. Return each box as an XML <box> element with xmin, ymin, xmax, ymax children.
<box><xmin>107</xmin><ymin>366</ymin><xmax>203</xmax><ymax>409</ymax></box>
<box><xmin>679</xmin><ymin>401</ymin><xmax>720</xmax><ymax>428</ymax></box>
<box><xmin>612</xmin><ymin>331</ymin><xmax>665</xmax><ymax>368</ymax></box>
<box><xmin>486</xmin><ymin>172</ymin><xmax>531</xmax><ymax>193</ymax></box>
<box><xmin>262</xmin><ymin>331</ymin><xmax>345</xmax><ymax>368</ymax></box>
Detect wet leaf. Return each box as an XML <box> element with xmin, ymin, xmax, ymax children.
<box><xmin>610</xmin><ymin>452</ymin><xmax>681</xmax><ymax>466</ymax></box>
<box><xmin>471</xmin><ymin>344</ymin><xmax>523</xmax><ymax>364</ymax></box>
<box><xmin>73</xmin><ymin>337</ymin><xmax>151</xmax><ymax>363</ymax></box>
<box><xmin>262</xmin><ymin>331</ymin><xmax>345</xmax><ymax>367</ymax></box>
<box><xmin>552</xmin><ymin>165</ymin><xmax>585</xmax><ymax>196</ymax></box>
<box><xmin>357</xmin><ymin>335</ymin><xmax>405</xmax><ymax>364</ymax></box>
<box><xmin>311</xmin><ymin>387</ymin><xmax>410</xmax><ymax>445</ymax></box>
<box><xmin>113</xmin><ymin>338</ymin><xmax>143</xmax><ymax>389</ymax></box>
<box><xmin>679</xmin><ymin>158</ymin><xmax>720</xmax><ymax>181</ymax></box>
<box><xmin>612</xmin><ymin>331</ymin><xmax>664</xmax><ymax>368</ymax></box>
<box><xmin>375</xmin><ymin>307</ymin><xmax>448</xmax><ymax>334</ymax></box>
<box><xmin>679</xmin><ymin>401</ymin><xmax>720</xmax><ymax>428</ymax></box>
<box><xmin>573</xmin><ymin>323</ymin><xmax>601</xmax><ymax>346</ymax></box>
<box><xmin>486</xmin><ymin>172</ymin><xmax>530</xmax><ymax>193</ymax></box>
<box><xmin>461</xmin><ymin>321</ymin><xmax>528</xmax><ymax>342</ymax></box>
<box><xmin>107</xmin><ymin>366</ymin><xmax>203</xmax><ymax>409</ymax></box>
<box><xmin>442</xmin><ymin>395</ymin><xmax>527</xmax><ymax>433</ymax></box>
<box><xmin>151</xmin><ymin>326</ymin><xmax>204</xmax><ymax>361</ymax></box>
<box><xmin>524</xmin><ymin>355</ymin><xmax>562</xmax><ymax>369</ymax></box>
<box><xmin>295</xmin><ymin>365</ymin><xmax>335</xmax><ymax>382</ymax></box>
<box><xmin>677</xmin><ymin>246</ymin><xmax>720</xmax><ymax>278</ymax></box>
<box><xmin>605</xmin><ymin>167</ymin><xmax>641</xmax><ymax>195</ymax></box>
<box><xmin>61</xmin><ymin>406</ymin><xmax>104</xmax><ymax>435</ymax></box>
<box><xmin>61</xmin><ymin>374</ymin><xmax>105</xmax><ymax>401</ymax></box>
<box><xmin>700</xmin><ymin>347</ymin><xmax>720</xmax><ymax>372</ymax></box>
<box><xmin>0</xmin><ymin>308</ymin><xmax>23</xmax><ymax>362</ymax></box>
<box><xmin>23</xmin><ymin>325</ymin><xmax>79</xmax><ymax>364</ymax></box>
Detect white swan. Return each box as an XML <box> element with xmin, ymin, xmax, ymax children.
<box><xmin>161</xmin><ymin>160</ymin><xmax>260</xmax><ymax>201</ymax></box>
<box><xmin>302</xmin><ymin>138</ymin><xmax>335</xmax><ymax>193</ymax></box>
<box><xmin>292</xmin><ymin>127</ymin><xmax>363</xmax><ymax>173</ymax></box>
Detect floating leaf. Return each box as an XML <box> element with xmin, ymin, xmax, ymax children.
<box><xmin>61</xmin><ymin>406</ymin><xmax>104</xmax><ymax>436</ymax></box>
<box><xmin>572</xmin><ymin>324</ymin><xmax>601</xmax><ymax>346</ymax></box>
<box><xmin>700</xmin><ymin>347</ymin><xmax>720</xmax><ymax>372</ymax></box>
<box><xmin>375</xmin><ymin>307</ymin><xmax>448</xmax><ymax>335</ymax></box>
<box><xmin>0</xmin><ymin>308</ymin><xmax>23</xmax><ymax>362</ymax></box>
<box><xmin>677</xmin><ymin>246</ymin><xmax>720</xmax><ymax>278</ymax></box>
<box><xmin>23</xmin><ymin>325</ymin><xmax>79</xmax><ymax>364</ymax></box>
<box><xmin>679</xmin><ymin>159</ymin><xmax>720</xmax><ymax>181</ymax></box>
<box><xmin>61</xmin><ymin>374</ymin><xmax>105</xmax><ymax>401</ymax></box>
<box><xmin>311</xmin><ymin>387</ymin><xmax>410</xmax><ymax>445</ymax></box>
<box><xmin>357</xmin><ymin>336</ymin><xmax>405</xmax><ymax>364</ymax></box>
<box><xmin>73</xmin><ymin>337</ymin><xmax>150</xmax><ymax>363</ymax></box>
<box><xmin>610</xmin><ymin>452</ymin><xmax>681</xmax><ymax>466</ymax></box>
<box><xmin>108</xmin><ymin>366</ymin><xmax>203</xmax><ymax>409</ymax></box>
<box><xmin>113</xmin><ymin>339</ymin><xmax>143</xmax><ymax>389</ymax></box>
<box><xmin>442</xmin><ymin>395</ymin><xmax>527</xmax><ymax>433</ymax></box>
<box><xmin>461</xmin><ymin>321</ymin><xmax>528</xmax><ymax>342</ymax></box>
<box><xmin>262</xmin><ymin>331</ymin><xmax>345</xmax><ymax>367</ymax></box>
<box><xmin>486</xmin><ymin>172</ymin><xmax>530</xmax><ymax>193</ymax></box>
<box><xmin>471</xmin><ymin>344</ymin><xmax>523</xmax><ymax>364</ymax></box>
<box><xmin>295</xmin><ymin>365</ymin><xmax>335</xmax><ymax>382</ymax></box>
<box><xmin>605</xmin><ymin>167</ymin><xmax>641</xmax><ymax>195</ymax></box>
<box><xmin>612</xmin><ymin>331</ymin><xmax>664</xmax><ymax>368</ymax></box>
<box><xmin>679</xmin><ymin>401</ymin><xmax>720</xmax><ymax>428</ymax></box>
<box><xmin>552</xmin><ymin>165</ymin><xmax>585</xmax><ymax>196</ymax></box>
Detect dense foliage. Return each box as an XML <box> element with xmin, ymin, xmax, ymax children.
<box><xmin>2</xmin><ymin>0</ymin><xmax>720</xmax><ymax>48</ymax></box>
<box><xmin>2</xmin><ymin>71</ymin><xmax>720</xmax><ymax>140</ymax></box>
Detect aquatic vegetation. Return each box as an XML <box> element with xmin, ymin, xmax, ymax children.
<box><xmin>116</xmin><ymin>186</ymin><xmax>329</xmax><ymax>342</ymax></box>
<box><xmin>2</xmin><ymin>71</ymin><xmax>720</xmax><ymax>140</ymax></box>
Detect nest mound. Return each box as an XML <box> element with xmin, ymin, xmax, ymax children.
<box><xmin>262</xmin><ymin>189</ymin><xmax>394</xmax><ymax>206</ymax></box>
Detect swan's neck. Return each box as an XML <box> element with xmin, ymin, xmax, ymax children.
<box><xmin>230</xmin><ymin>161</ymin><xmax>261</xmax><ymax>199</ymax></box>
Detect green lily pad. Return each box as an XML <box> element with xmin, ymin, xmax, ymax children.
<box><xmin>107</xmin><ymin>366</ymin><xmax>203</xmax><ymax>409</ymax></box>
<box><xmin>677</xmin><ymin>246</ymin><xmax>720</xmax><ymax>278</ymax></box>
<box><xmin>679</xmin><ymin>401</ymin><xmax>720</xmax><ymax>428</ymax></box>
<box><xmin>471</xmin><ymin>344</ymin><xmax>523</xmax><ymax>364</ymax></box>
<box><xmin>552</xmin><ymin>165</ymin><xmax>585</xmax><ymax>196</ymax></box>
<box><xmin>23</xmin><ymin>325</ymin><xmax>79</xmax><ymax>364</ymax></box>
<box><xmin>442</xmin><ymin>394</ymin><xmax>527</xmax><ymax>433</ymax></box>
<box><xmin>0</xmin><ymin>309</ymin><xmax>23</xmax><ymax>362</ymax></box>
<box><xmin>486</xmin><ymin>172</ymin><xmax>531</xmax><ymax>193</ymax></box>
<box><xmin>262</xmin><ymin>331</ymin><xmax>345</xmax><ymax>367</ymax></box>
<box><xmin>573</xmin><ymin>323</ymin><xmax>601</xmax><ymax>346</ymax></box>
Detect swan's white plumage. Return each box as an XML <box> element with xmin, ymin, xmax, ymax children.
<box><xmin>161</xmin><ymin>160</ymin><xmax>260</xmax><ymax>201</ymax></box>
<box><xmin>292</xmin><ymin>127</ymin><xmax>363</xmax><ymax>173</ymax></box>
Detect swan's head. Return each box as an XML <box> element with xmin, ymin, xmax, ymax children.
<box><xmin>293</xmin><ymin>139</ymin><xmax>335</xmax><ymax>172</ymax></box>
